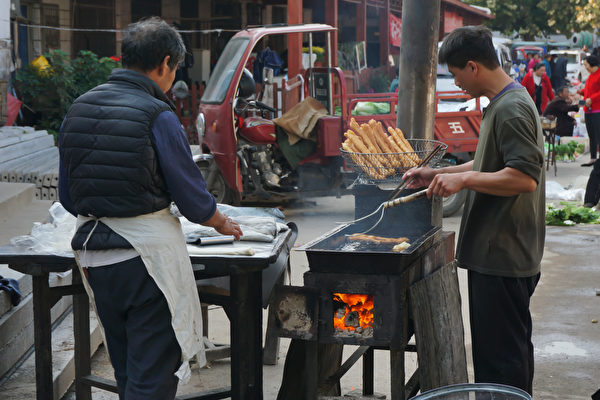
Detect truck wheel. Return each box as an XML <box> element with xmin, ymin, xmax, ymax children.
<box><xmin>442</xmin><ymin>189</ymin><xmax>467</xmax><ymax>217</ymax></box>
<box><xmin>198</xmin><ymin>161</ymin><xmax>235</xmax><ymax>204</ymax></box>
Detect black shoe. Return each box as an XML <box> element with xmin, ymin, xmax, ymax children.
<box><xmin>581</xmin><ymin>160</ymin><xmax>596</xmax><ymax>166</ymax></box>
<box><xmin>584</xmin><ymin>203</ymin><xmax>595</xmax><ymax>208</ymax></box>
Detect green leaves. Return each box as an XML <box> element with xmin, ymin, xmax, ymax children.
<box><xmin>13</xmin><ymin>50</ymin><xmax>121</xmax><ymax>134</ymax></box>
<box><xmin>546</xmin><ymin>202</ymin><xmax>600</xmax><ymax>226</ymax></box>
<box><xmin>463</xmin><ymin>0</ymin><xmax>599</xmax><ymax>39</ymax></box>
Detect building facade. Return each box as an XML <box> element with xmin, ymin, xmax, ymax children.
<box><xmin>10</xmin><ymin>0</ymin><xmax>491</xmax><ymax>84</ymax></box>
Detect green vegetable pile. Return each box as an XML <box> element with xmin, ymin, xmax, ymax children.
<box><xmin>352</xmin><ymin>101</ymin><xmax>391</xmax><ymax>116</ymax></box>
<box><xmin>546</xmin><ymin>141</ymin><xmax>586</xmax><ymax>161</ymax></box>
<box><xmin>546</xmin><ymin>202</ymin><xmax>600</xmax><ymax>226</ymax></box>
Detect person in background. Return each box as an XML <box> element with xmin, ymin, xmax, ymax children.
<box><xmin>550</xmin><ymin>54</ymin><xmax>558</xmax><ymax>79</ymax></box>
<box><xmin>542</xmin><ymin>53</ymin><xmax>553</xmax><ymax>81</ymax></box>
<box><xmin>578</xmin><ymin>55</ymin><xmax>600</xmax><ymax>166</ymax></box>
<box><xmin>389</xmin><ymin>71</ymin><xmax>399</xmax><ymax>92</ymax></box>
<box><xmin>525</xmin><ymin>53</ymin><xmax>533</xmax><ymax>69</ymax></box>
<box><xmin>583</xmin><ymin>159</ymin><xmax>600</xmax><ymax>207</ymax></box>
<box><xmin>543</xmin><ymin>86</ymin><xmax>579</xmax><ymax>137</ymax></box>
<box><xmin>405</xmin><ymin>25</ymin><xmax>545</xmax><ymax>395</ymax></box>
<box><xmin>522</xmin><ymin>63</ymin><xmax>555</xmax><ymax>114</ymax></box>
<box><xmin>551</xmin><ymin>53</ymin><xmax>568</xmax><ymax>90</ymax></box>
<box><xmin>528</xmin><ymin>53</ymin><xmax>540</xmax><ymax>72</ymax></box>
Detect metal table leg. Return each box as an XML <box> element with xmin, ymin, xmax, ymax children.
<box><xmin>32</xmin><ymin>274</ymin><xmax>53</xmax><ymax>400</ymax></box>
<box><xmin>230</xmin><ymin>269</ymin><xmax>263</xmax><ymax>399</ymax></box>
<box><xmin>72</xmin><ymin>266</ymin><xmax>92</xmax><ymax>400</ymax></box>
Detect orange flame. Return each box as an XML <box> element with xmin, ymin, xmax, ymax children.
<box><xmin>333</xmin><ymin>293</ymin><xmax>374</xmax><ymax>331</ymax></box>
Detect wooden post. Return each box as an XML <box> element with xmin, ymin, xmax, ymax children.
<box><xmin>356</xmin><ymin>0</ymin><xmax>367</xmax><ymax>44</ymax></box>
<box><xmin>408</xmin><ymin>260</ymin><xmax>468</xmax><ymax>391</ymax></box>
<box><xmin>72</xmin><ymin>265</ymin><xmax>92</xmax><ymax>400</ymax></box>
<box><xmin>32</xmin><ymin>275</ymin><xmax>53</xmax><ymax>400</ymax></box>
<box><xmin>362</xmin><ymin>347</ymin><xmax>374</xmax><ymax>395</ymax></box>
<box><xmin>287</xmin><ymin>0</ymin><xmax>303</xmax><ymax>109</ymax></box>
<box><xmin>390</xmin><ymin>346</ymin><xmax>405</xmax><ymax>400</ymax></box>
<box><xmin>276</xmin><ymin>341</ymin><xmax>343</xmax><ymax>400</ymax></box>
<box><xmin>324</xmin><ymin>0</ymin><xmax>338</xmax><ymax>66</ymax></box>
<box><xmin>380</xmin><ymin>0</ymin><xmax>390</xmax><ymax>68</ymax></box>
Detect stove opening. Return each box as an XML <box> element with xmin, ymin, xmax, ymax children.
<box><xmin>332</xmin><ymin>293</ymin><xmax>374</xmax><ymax>337</ymax></box>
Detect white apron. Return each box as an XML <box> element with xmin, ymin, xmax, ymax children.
<box><xmin>74</xmin><ymin>208</ymin><xmax>205</xmax><ymax>383</ymax></box>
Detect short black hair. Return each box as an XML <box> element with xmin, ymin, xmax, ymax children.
<box><xmin>557</xmin><ymin>85</ymin><xmax>569</xmax><ymax>94</ymax></box>
<box><xmin>533</xmin><ymin>62</ymin><xmax>545</xmax><ymax>71</ymax></box>
<box><xmin>438</xmin><ymin>26</ymin><xmax>499</xmax><ymax>70</ymax></box>
<box><xmin>585</xmin><ymin>55</ymin><xmax>599</xmax><ymax>67</ymax></box>
<box><xmin>121</xmin><ymin>17</ymin><xmax>186</xmax><ymax>71</ymax></box>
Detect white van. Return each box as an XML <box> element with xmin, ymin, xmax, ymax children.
<box><xmin>549</xmin><ymin>49</ymin><xmax>589</xmax><ymax>83</ymax></box>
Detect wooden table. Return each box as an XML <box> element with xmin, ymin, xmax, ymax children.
<box><xmin>0</xmin><ymin>229</ymin><xmax>293</xmax><ymax>400</ymax></box>
<box><xmin>541</xmin><ymin>117</ymin><xmax>557</xmax><ymax>176</ymax></box>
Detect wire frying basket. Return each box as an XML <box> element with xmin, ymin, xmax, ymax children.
<box><xmin>341</xmin><ymin>139</ymin><xmax>447</xmax><ymax>183</ymax></box>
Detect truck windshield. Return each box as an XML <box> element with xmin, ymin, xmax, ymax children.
<box><xmin>202</xmin><ymin>37</ymin><xmax>250</xmax><ymax>104</ymax></box>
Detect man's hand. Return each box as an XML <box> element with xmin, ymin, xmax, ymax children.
<box><xmin>215</xmin><ymin>217</ymin><xmax>243</xmax><ymax>241</ymax></box>
<box><xmin>403</xmin><ymin>166</ymin><xmax>437</xmax><ymax>189</ymax></box>
<box><xmin>204</xmin><ymin>210</ymin><xmax>243</xmax><ymax>240</ymax></box>
<box><xmin>586</xmin><ymin>98</ymin><xmax>592</xmax><ymax>108</ymax></box>
<box><xmin>427</xmin><ymin>173</ymin><xmax>466</xmax><ymax>198</ymax></box>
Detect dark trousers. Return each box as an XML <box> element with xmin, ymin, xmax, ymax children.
<box><xmin>86</xmin><ymin>256</ymin><xmax>181</xmax><ymax>400</ymax></box>
<box><xmin>468</xmin><ymin>270</ymin><xmax>540</xmax><ymax>395</ymax></box>
<box><xmin>585</xmin><ymin>159</ymin><xmax>600</xmax><ymax>206</ymax></box>
<box><xmin>585</xmin><ymin>112</ymin><xmax>600</xmax><ymax>159</ymax></box>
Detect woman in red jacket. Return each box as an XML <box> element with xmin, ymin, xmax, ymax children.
<box><xmin>521</xmin><ymin>62</ymin><xmax>554</xmax><ymax>114</ymax></box>
<box><xmin>578</xmin><ymin>55</ymin><xmax>600</xmax><ymax>166</ymax></box>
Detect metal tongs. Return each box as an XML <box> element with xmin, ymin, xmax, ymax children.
<box><xmin>340</xmin><ymin>144</ymin><xmax>444</xmax><ymax>234</ymax></box>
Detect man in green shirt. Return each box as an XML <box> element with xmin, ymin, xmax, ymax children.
<box><xmin>405</xmin><ymin>26</ymin><xmax>545</xmax><ymax>394</ymax></box>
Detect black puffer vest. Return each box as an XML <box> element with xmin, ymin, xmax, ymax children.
<box><xmin>60</xmin><ymin>69</ymin><xmax>175</xmax><ymax>250</ymax></box>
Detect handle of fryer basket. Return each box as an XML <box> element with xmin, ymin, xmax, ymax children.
<box><xmin>384</xmin><ymin>188</ymin><xmax>428</xmax><ymax>208</ymax></box>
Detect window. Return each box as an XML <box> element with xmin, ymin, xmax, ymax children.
<box><xmin>41</xmin><ymin>4</ymin><xmax>59</xmax><ymax>53</ymax></box>
<box><xmin>73</xmin><ymin>0</ymin><xmax>115</xmax><ymax>57</ymax></box>
<box><xmin>202</xmin><ymin>37</ymin><xmax>249</xmax><ymax>104</ymax></box>
<box><xmin>131</xmin><ymin>0</ymin><xmax>161</xmax><ymax>23</ymax></box>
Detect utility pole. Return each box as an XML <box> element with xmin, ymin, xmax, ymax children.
<box><xmin>396</xmin><ymin>0</ymin><xmax>441</xmax><ymax>140</ymax></box>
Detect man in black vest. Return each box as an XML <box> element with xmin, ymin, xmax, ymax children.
<box><xmin>58</xmin><ymin>18</ymin><xmax>241</xmax><ymax>399</ymax></box>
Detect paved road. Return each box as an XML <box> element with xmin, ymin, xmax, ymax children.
<box><xmin>68</xmin><ymin>159</ymin><xmax>600</xmax><ymax>399</ymax></box>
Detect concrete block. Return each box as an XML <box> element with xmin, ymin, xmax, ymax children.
<box><xmin>0</xmin><ymin>266</ymin><xmax>32</xmax><ymax>317</ymax></box>
<box><xmin>0</xmin><ymin>135</ymin><xmax>55</xmax><ymax>165</ymax></box>
<box><xmin>0</xmin><ymin>182</ymin><xmax>35</xmax><ymax>219</ymax></box>
<box><xmin>0</xmin><ymin>271</ymin><xmax>72</xmax><ymax>379</ymax></box>
<box><xmin>0</xmin><ymin>307</ymin><xmax>102</xmax><ymax>400</ymax></box>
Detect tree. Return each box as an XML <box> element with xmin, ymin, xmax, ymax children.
<box><xmin>573</xmin><ymin>0</ymin><xmax>600</xmax><ymax>31</ymax></box>
<box><xmin>463</xmin><ymin>0</ymin><xmax>599</xmax><ymax>39</ymax></box>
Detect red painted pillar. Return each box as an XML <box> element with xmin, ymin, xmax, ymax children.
<box><xmin>380</xmin><ymin>0</ymin><xmax>390</xmax><ymax>68</ymax></box>
<box><xmin>356</xmin><ymin>0</ymin><xmax>367</xmax><ymax>43</ymax></box>
<box><xmin>287</xmin><ymin>0</ymin><xmax>303</xmax><ymax>78</ymax></box>
<box><xmin>287</xmin><ymin>0</ymin><xmax>303</xmax><ymax>108</ymax></box>
<box><xmin>325</xmin><ymin>0</ymin><xmax>338</xmax><ymax>66</ymax></box>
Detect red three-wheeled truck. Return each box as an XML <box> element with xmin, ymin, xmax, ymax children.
<box><xmin>194</xmin><ymin>24</ymin><xmax>482</xmax><ymax>216</ymax></box>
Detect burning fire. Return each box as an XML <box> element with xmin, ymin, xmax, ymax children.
<box><xmin>333</xmin><ymin>293</ymin><xmax>374</xmax><ymax>332</ymax></box>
